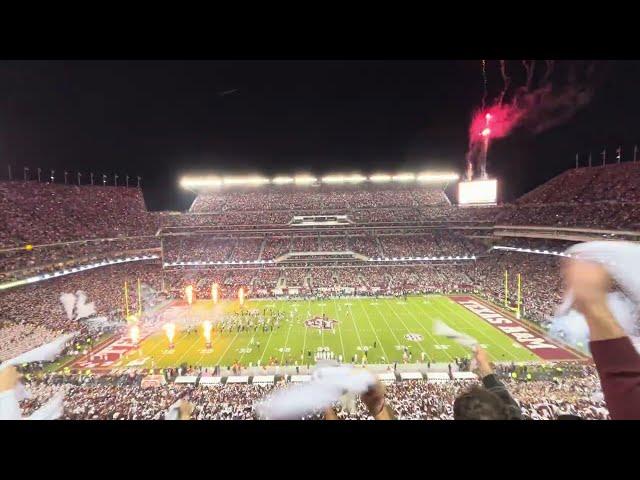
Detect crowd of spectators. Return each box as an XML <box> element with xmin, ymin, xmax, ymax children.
<box><xmin>16</xmin><ymin>374</ymin><xmax>608</xmax><ymax>420</ymax></box>
<box><xmin>0</xmin><ymin>261</ymin><xmax>163</xmax><ymax>360</ymax></box>
<box><xmin>0</xmin><ymin>181</ymin><xmax>158</xmax><ymax>248</ymax></box>
<box><xmin>189</xmin><ymin>185</ymin><xmax>449</xmax><ymax>214</ymax></box>
<box><xmin>5</xmin><ymin>163</ymin><xmax>640</xmax><ymax>420</ymax></box>
<box><xmin>161</xmin><ymin>231</ymin><xmax>485</xmax><ymax>264</ymax></box>
<box><xmin>0</xmin><ymin>237</ymin><xmax>159</xmax><ymax>282</ymax></box>
<box><xmin>518</xmin><ymin>162</ymin><xmax>640</xmax><ymax>205</ymax></box>
<box><xmin>163</xmin><ymin>237</ymin><xmax>236</xmax><ymax>263</ymax></box>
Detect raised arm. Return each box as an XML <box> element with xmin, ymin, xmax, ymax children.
<box><xmin>564</xmin><ymin>259</ymin><xmax>640</xmax><ymax>419</ymax></box>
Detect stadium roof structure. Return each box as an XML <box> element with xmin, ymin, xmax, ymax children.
<box><xmin>179</xmin><ymin>171</ymin><xmax>460</xmax><ymax>192</ymax></box>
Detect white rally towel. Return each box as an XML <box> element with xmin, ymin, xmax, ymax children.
<box><xmin>433</xmin><ymin>319</ymin><xmax>478</xmax><ymax>348</ymax></box>
<box><xmin>27</xmin><ymin>390</ymin><xmax>65</xmax><ymax>420</ymax></box>
<box><xmin>0</xmin><ymin>333</ymin><xmax>75</xmax><ymax>420</ymax></box>
<box><xmin>0</xmin><ymin>388</ymin><xmax>65</xmax><ymax>420</ymax></box>
<box><xmin>165</xmin><ymin>399</ymin><xmax>186</xmax><ymax>420</ymax></box>
<box><xmin>549</xmin><ymin>241</ymin><xmax>640</xmax><ymax>350</ymax></box>
<box><xmin>0</xmin><ymin>333</ymin><xmax>77</xmax><ymax>368</ymax></box>
<box><xmin>255</xmin><ymin>365</ymin><xmax>376</xmax><ymax>419</ymax></box>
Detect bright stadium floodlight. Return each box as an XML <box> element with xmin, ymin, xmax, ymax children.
<box><xmin>273</xmin><ymin>176</ymin><xmax>294</xmax><ymax>185</ymax></box>
<box><xmin>222</xmin><ymin>176</ymin><xmax>270</xmax><ymax>186</ymax></box>
<box><xmin>345</xmin><ymin>174</ymin><xmax>366</xmax><ymax>183</ymax></box>
<box><xmin>369</xmin><ymin>173</ymin><xmax>392</xmax><ymax>183</ymax></box>
<box><xmin>417</xmin><ymin>172</ymin><xmax>460</xmax><ymax>183</ymax></box>
<box><xmin>294</xmin><ymin>174</ymin><xmax>317</xmax><ymax>185</ymax></box>
<box><xmin>180</xmin><ymin>176</ymin><xmax>222</xmax><ymax>188</ymax></box>
<box><xmin>322</xmin><ymin>174</ymin><xmax>366</xmax><ymax>184</ymax></box>
<box><xmin>392</xmin><ymin>173</ymin><xmax>415</xmax><ymax>182</ymax></box>
<box><xmin>458</xmin><ymin>179</ymin><xmax>497</xmax><ymax>205</ymax></box>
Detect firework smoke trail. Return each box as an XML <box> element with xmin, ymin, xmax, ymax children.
<box><xmin>498</xmin><ymin>60</ymin><xmax>510</xmax><ymax>106</ymax></box>
<box><xmin>481</xmin><ymin>60</ymin><xmax>488</xmax><ymax>110</ymax></box>
<box><xmin>522</xmin><ymin>60</ymin><xmax>536</xmax><ymax>90</ymax></box>
<box><xmin>542</xmin><ymin>60</ymin><xmax>555</xmax><ymax>84</ymax></box>
<box><xmin>467</xmin><ymin>60</ymin><xmax>490</xmax><ymax>180</ymax></box>
<box><xmin>466</xmin><ymin>60</ymin><xmax>598</xmax><ymax>181</ymax></box>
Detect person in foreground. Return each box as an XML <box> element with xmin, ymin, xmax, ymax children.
<box><xmin>563</xmin><ymin>257</ymin><xmax>640</xmax><ymax>420</ymax></box>
<box><xmin>0</xmin><ymin>366</ymin><xmax>21</xmax><ymax>420</ymax></box>
<box><xmin>324</xmin><ymin>382</ymin><xmax>396</xmax><ymax>420</ymax></box>
<box><xmin>453</xmin><ymin>346</ymin><xmax>522</xmax><ymax>420</ymax></box>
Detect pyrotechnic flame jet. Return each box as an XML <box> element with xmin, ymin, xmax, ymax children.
<box><xmin>130</xmin><ymin>325</ymin><xmax>140</xmax><ymax>345</ymax></box>
<box><xmin>185</xmin><ymin>285</ymin><xmax>194</xmax><ymax>305</ymax></box>
<box><xmin>164</xmin><ymin>323</ymin><xmax>176</xmax><ymax>349</ymax></box>
<box><xmin>212</xmin><ymin>283</ymin><xmax>219</xmax><ymax>304</ymax></box>
<box><xmin>203</xmin><ymin>321</ymin><xmax>213</xmax><ymax>349</ymax></box>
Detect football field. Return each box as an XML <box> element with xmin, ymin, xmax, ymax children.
<box><xmin>111</xmin><ymin>295</ymin><xmax>581</xmax><ymax>370</ymax></box>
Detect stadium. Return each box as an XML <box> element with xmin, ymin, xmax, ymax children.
<box><xmin>0</xmin><ymin>60</ymin><xmax>638</xmax><ymax>421</ymax></box>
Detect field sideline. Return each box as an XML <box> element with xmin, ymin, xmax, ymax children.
<box><xmin>104</xmin><ymin>295</ymin><xmax>581</xmax><ymax>371</ymax></box>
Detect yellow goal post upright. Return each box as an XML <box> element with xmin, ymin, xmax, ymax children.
<box><xmin>137</xmin><ymin>278</ymin><xmax>142</xmax><ymax>317</ymax></box>
<box><xmin>516</xmin><ymin>273</ymin><xmax>522</xmax><ymax>319</ymax></box>
<box><xmin>503</xmin><ymin>270</ymin><xmax>523</xmax><ymax>319</ymax></box>
<box><xmin>504</xmin><ymin>270</ymin><xmax>508</xmax><ymax>307</ymax></box>
<box><xmin>124</xmin><ymin>280</ymin><xmax>130</xmax><ymax>318</ymax></box>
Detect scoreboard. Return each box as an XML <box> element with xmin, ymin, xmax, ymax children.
<box><xmin>458</xmin><ymin>179</ymin><xmax>498</xmax><ymax>205</ymax></box>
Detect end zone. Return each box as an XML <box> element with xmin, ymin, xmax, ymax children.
<box><xmin>449</xmin><ymin>295</ymin><xmax>587</xmax><ymax>361</ymax></box>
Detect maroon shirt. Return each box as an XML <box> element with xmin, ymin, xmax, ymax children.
<box><xmin>590</xmin><ymin>336</ymin><xmax>640</xmax><ymax>420</ymax></box>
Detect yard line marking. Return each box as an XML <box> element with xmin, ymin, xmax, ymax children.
<box><xmin>258</xmin><ymin>325</ymin><xmax>277</xmax><ymax>364</ymax></box>
<box><xmin>237</xmin><ymin>333</ymin><xmax>258</xmax><ymax>365</ymax></box>
<box><xmin>357</xmin><ymin>298</ymin><xmax>389</xmax><ymax>363</ymax></box>
<box><xmin>175</xmin><ymin>331</ymin><xmax>205</xmax><ymax>366</ymax></box>
<box><xmin>279</xmin><ymin>325</ymin><xmax>293</xmax><ymax>365</ymax></box>
<box><xmin>346</xmin><ymin>303</ymin><xmax>365</xmax><ymax>357</ymax></box>
<box><xmin>331</xmin><ymin>296</ymin><xmax>347</xmax><ymax>361</ymax></box>
<box><xmin>366</xmin><ymin>299</ymin><xmax>407</xmax><ymax>365</ymax></box>
<box><xmin>395</xmin><ymin>297</ymin><xmax>454</xmax><ymax>362</ymax></box>
<box><xmin>217</xmin><ymin>331</ymin><xmax>242</xmax><ymax>365</ymax></box>
<box><xmin>301</xmin><ymin>314</ymin><xmax>309</xmax><ymax>364</ymax></box>
<box><xmin>380</xmin><ymin>298</ymin><xmax>432</xmax><ymax>362</ymax></box>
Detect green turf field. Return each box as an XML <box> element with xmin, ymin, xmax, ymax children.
<box><xmin>121</xmin><ymin>295</ymin><xmax>542</xmax><ymax>369</ymax></box>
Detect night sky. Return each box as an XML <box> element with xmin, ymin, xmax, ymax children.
<box><xmin>1</xmin><ymin>60</ymin><xmax>639</xmax><ymax>211</ymax></box>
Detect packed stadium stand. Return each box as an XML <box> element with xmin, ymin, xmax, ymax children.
<box><xmin>2</xmin><ymin>163</ymin><xmax>640</xmax><ymax>420</ymax></box>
